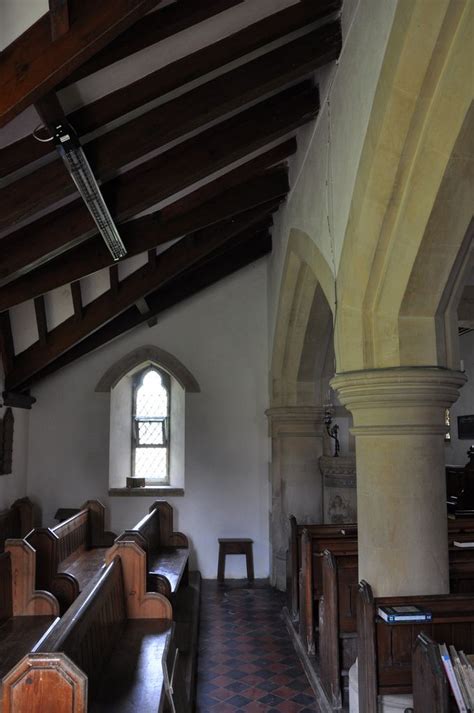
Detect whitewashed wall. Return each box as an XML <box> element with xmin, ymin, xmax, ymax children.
<box><xmin>26</xmin><ymin>260</ymin><xmax>270</xmax><ymax>578</ymax></box>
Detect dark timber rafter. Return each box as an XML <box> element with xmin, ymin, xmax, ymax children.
<box><xmin>0</xmin><ymin>84</ymin><xmax>316</xmax><ymax>278</ymax></box>
<box><xmin>5</xmin><ymin>208</ymin><xmax>276</xmax><ymax>391</ymax></box>
<box><xmin>0</xmin><ymin>0</ymin><xmax>160</xmax><ymax>126</ymax></box>
<box><xmin>0</xmin><ymin>163</ymin><xmax>290</xmax><ymax>311</ymax></box>
<box><xmin>18</xmin><ymin>230</ymin><xmax>273</xmax><ymax>390</ymax></box>
<box><xmin>0</xmin><ymin>22</ymin><xmax>339</xmax><ymax>230</ymax></box>
<box><xmin>64</xmin><ymin>0</ymin><xmax>246</xmax><ymax>85</ymax></box>
<box><xmin>0</xmin><ymin>0</ymin><xmax>340</xmax><ymax>178</ymax></box>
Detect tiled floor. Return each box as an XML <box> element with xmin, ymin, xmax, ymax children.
<box><xmin>196</xmin><ymin>579</ymin><xmax>321</xmax><ymax>712</ymax></box>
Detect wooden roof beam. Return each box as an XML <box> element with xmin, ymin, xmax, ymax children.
<box><xmin>0</xmin><ymin>84</ymin><xmax>315</xmax><ymax>279</ymax></box>
<box><xmin>65</xmin><ymin>0</ymin><xmax>245</xmax><ymax>85</ymax></box>
<box><xmin>16</xmin><ymin>230</ymin><xmax>272</xmax><ymax>390</ymax></box>
<box><xmin>0</xmin><ymin>162</ymin><xmax>289</xmax><ymax>311</ymax></box>
<box><xmin>5</xmin><ymin>207</ymin><xmax>275</xmax><ymax>390</ymax></box>
<box><xmin>0</xmin><ymin>23</ymin><xmax>339</xmax><ymax>230</ymax></box>
<box><xmin>0</xmin><ymin>0</ymin><xmax>340</xmax><ymax>178</ymax></box>
<box><xmin>0</xmin><ymin>0</ymin><xmax>160</xmax><ymax>127</ymax></box>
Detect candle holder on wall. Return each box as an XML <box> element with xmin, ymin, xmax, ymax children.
<box><xmin>324</xmin><ymin>406</ymin><xmax>340</xmax><ymax>458</ymax></box>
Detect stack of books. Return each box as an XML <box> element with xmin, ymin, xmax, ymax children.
<box><xmin>439</xmin><ymin>644</ymin><xmax>474</xmax><ymax>712</ymax></box>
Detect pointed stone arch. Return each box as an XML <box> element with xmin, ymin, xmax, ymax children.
<box><xmin>335</xmin><ymin>0</ymin><xmax>473</xmax><ymax>372</ymax></box>
<box><xmin>271</xmin><ymin>229</ymin><xmax>335</xmax><ymax>407</ymax></box>
<box><xmin>95</xmin><ymin>345</ymin><xmax>200</xmax><ymax>393</ymax></box>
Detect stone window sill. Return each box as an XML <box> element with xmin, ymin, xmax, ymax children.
<box><xmin>108</xmin><ymin>486</ymin><xmax>184</xmax><ymax>497</ymax></box>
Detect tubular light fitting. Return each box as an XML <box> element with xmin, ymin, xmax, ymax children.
<box><xmin>53</xmin><ymin>122</ymin><xmax>127</xmax><ymax>261</ymax></box>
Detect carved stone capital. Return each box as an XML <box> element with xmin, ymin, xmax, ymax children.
<box><xmin>265</xmin><ymin>406</ymin><xmax>325</xmax><ymax>438</ymax></box>
<box><xmin>331</xmin><ymin>367</ymin><xmax>466</xmax><ymax>436</ymax></box>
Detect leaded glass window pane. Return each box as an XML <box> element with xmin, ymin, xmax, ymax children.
<box><xmin>136</xmin><ymin>370</ymin><xmax>168</xmax><ymax>418</ymax></box>
<box><xmin>137</xmin><ymin>420</ymin><xmax>165</xmax><ymax>445</ymax></box>
<box><xmin>134</xmin><ymin>448</ymin><xmax>168</xmax><ymax>479</ymax></box>
<box><xmin>132</xmin><ymin>367</ymin><xmax>170</xmax><ymax>482</ymax></box>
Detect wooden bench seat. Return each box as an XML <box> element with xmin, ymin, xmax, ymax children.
<box><xmin>118</xmin><ymin>500</ymin><xmax>189</xmax><ymax>598</ymax></box>
<box><xmin>3</xmin><ymin>542</ymin><xmax>177</xmax><ymax>713</ymax></box>
<box><xmin>27</xmin><ymin>499</ymin><xmax>116</xmax><ymax>612</ymax></box>
<box><xmin>149</xmin><ymin>546</ymin><xmax>189</xmax><ymax>594</ymax></box>
<box><xmin>0</xmin><ymin>539</ymin><xmax>59</xmax><ymax>706</ymax></box>
<box><xmin>89</xmin><ymin>619</ymin><xmax>171</xmax><ymax>713</ymax></box>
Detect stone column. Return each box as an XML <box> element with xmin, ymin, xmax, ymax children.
<box><xmin>331</xmin><ymin>367</ymin><xmax>466</xmax><ymax>597</ymax></box>
<box><xmin>266</xmin><ymin>407</ymin><xmax>325</xmax><ymax>590</ymax></box>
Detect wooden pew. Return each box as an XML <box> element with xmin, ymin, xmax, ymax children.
<box><xmin>27</xmin><ymin>499</ymin><xmax>116</xmax><ymax>612</ymax></box>
<box><xmin>117</xmin><ymin>500</ymin><xmax>189</xmax><ymax>599</ymax></box>
<box><xmin>2</xmin><ymin>541</ymin><xmax>179</xmax><ymax>713</ymax></box>
<box><xmin>295</xmin><ymin>517</ymin><xmax>474</xmax><ymax>650</ymax></box>
<box><xmin>357</xmin><ymin>580</ymin><xmax>474</xmax><ymax>713</ymax></box>
<box><xmin>313</xmin><ymin>545</ymin><xmax>474</xmax><ymax>709</ymax></box>
<box><xmin>0</xmin><ymin>539</ymin><xmax>59</xmax><ymax>706</ymax></box>
<box><xmin>287</xmin><ymin>514</ymin><xmax>357</xmax><ymax>620</ymax></box>
<box><xmin>0</xmin><ymin>497</ymin><xmax>34</xmax><ymax>551</ymax></box>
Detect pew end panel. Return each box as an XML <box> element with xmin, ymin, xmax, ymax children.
<box><xmin>0</xmin><ymin>498</ymin><xmax>34</xmax><ymax>553</ymax></box>
<box><xmin>412</xmin><ymin>633</ymin><xmax>449</xmax><ymax>713</ymax></box>
<box><xmin>319</xmin><ymin>549</ymin><xmax>359</xmax><ymax>709</ymax></box>
<box><xmin>81</xmin><ymin>499</ymin><xmax>116</xmax><ymax>547</ymax></box>
<box><xmin>105</xmin><ymin>541</ymin><xmax>173</xmax><ymax>620</ymax></box>
<box><xmin>26</xmin><ymin>527</ymin><xmax>61</xmax><ymax>591</ymax></box>
<box><xmin>299</xmin><ymin>528</ymin><xmax>315</xmax><ymax>656</ymax></box>
<box><xmin>357</xmin><ymin>580</ymin><xmax>379</xmax><ymax>713</ymax></box>
<box><xmin>319</xmin><ymin>551</ymin><xmax>340</xmax><ymax>709</ymax></box>
<box><xmin>150</xmin><ymin>500</ymin><xmax>188</xmax><ymax>547</ymax></box>
<box><xmin>11</xmin><ymin>498</ymin><xmax>34</xmax><ymax>538</ymax></box>
<box><xmin>5</xmin><ymin>539</ymin><xmax>59</xmax><ymax>616</ymax></box>
<box><xmin>287</xmin><ymin>514</ymin><xmax>299</xmax><ymax>619</ymax></box>
<box><xmin>2</xmin><ymin>652</ymin><xmax>88</xmax><ymax>713</ymax></box>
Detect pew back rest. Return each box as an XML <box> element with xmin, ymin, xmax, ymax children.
<box><xmin>0</xmin><ymin>552</ymin><xmax>12</xmax><ymax>622</ymax></box>
<box><xmin>36</xmin><ymin>556</ymin><xmax>126</xmax><ymax>699</ymax></box>
<box><xmin>27</xmin><ymin>509</ymin><xmax>90</xmax><ymax>591</ymax></box>
<box><xmin>358</xmin><ymin>579</ymin><xmax>474</xmax><ymax>710</ymax></box>
<box><xmin>116</xmin><ymin>500</ymin><xmax>188</xmax><ymax>557</ymax></box>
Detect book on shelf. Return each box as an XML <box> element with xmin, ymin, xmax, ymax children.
<box><xmin>377</xmin><ymin>605</ymin><xmax>432</xmax><ymax>623</ymax></box>
<box><xmin>439</xmin><ymin>643</ymin><xmax>474</xmax><ymax>712</ymax></box>
<box><xmin>439</xmin><ymin>643</ymin><xmax>469</xmax><ymax>712</ymax></box>
<box><xmin>453</xmin><ymin>540</ymin><xmax>474</xmax><ymax>548</ymax></box>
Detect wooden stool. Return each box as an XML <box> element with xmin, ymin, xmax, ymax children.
<box><xmin>218</xmin><ymin>538</ymin><xmax>254</xmax><ymax>581</ymax></box>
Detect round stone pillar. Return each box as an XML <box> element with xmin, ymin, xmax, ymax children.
<box><xmin>331</xmin><ymin>367</ymin><xmax>466</xmax><ymax>596</ymax></box>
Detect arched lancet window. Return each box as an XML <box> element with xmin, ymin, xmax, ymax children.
<box><xmin>132</xmin><ymin>367</ymin><xmax>170</xmax><ymax>483</ymax></box>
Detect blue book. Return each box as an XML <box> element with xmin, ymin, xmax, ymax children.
<box><xmin>377</xmin><ymin>605</ymin><xmax>432</xmax><ymax>623</ymax></box>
